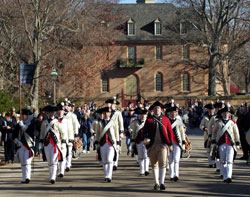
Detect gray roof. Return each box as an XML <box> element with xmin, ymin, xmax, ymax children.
<box><xmin>112</xmin><ymin>3</ymin><xmax>202</xmax><ymax>44</ymax></box>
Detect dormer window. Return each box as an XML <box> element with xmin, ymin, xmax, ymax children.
<box><xmin>127</xmin><ymin>18</ymin><xmax>135</xmax><ymax>36</ymax></box>
<box><xmin>154</xmin><ymin>18</ymin><xmax>162</xmax><ymax>35</ymax></box>
<box><xmin>180</xmin><ymin>22</ymin><xmax>187</xmax><ymax>35</ymax></box>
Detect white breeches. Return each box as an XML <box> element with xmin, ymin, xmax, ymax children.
<box><xmin>58</xmin><ymin>143</ymin><xmax>67</xmax><ymax>175</ymax></box>
<box><xmin>44</xmin><ymin>143</ymin><xmax>58</xmax><ymax>181</ymax></box>
<box><xmin>19</xmin><ymin>146</ymin><xmax>33</xmax><ymax>181</ymax></box>
<box><xmin>218</xmin><ymin>143</ymin><xmax>234</xmax><ymax>180</ymax></box>
<box><xmin>100</xmin><ymin>143</ymin><xmax>115</xmax><ymax>179</ymax></box>
<box><xmin>136</xmin><ymin>142</ymin><xmax>149</xmax><ymax>174</ymax></box>
<box><xmin>169</xmin><ymin>143</ymin><xmax>181</xmax><ymax>178</ymax></box>
<box><xmin>66</xmin><ymin>143</ymin><xmax>73</xmax><ymax>168</ymax></box>
<box><xmin>113</xmin><ymin>145</ymin><xmax>120</xmax><ymax>167</ymax></box>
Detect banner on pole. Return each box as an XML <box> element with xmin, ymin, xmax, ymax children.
<box><xmin>20</xmin><ymin>64</ymin><xmax>36</xmax><ymax>85</ymax></box>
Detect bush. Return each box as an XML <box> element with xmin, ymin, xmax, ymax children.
<box><xmin>0</xmin><ymin>90</ymin><xmax>18</xmax><ymax>113</ymax></box>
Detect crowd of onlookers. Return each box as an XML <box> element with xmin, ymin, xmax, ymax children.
<box><xmin>0</xmin><ymin>99</ymin><xmax>249</xmax><ymax>164</ymax></box>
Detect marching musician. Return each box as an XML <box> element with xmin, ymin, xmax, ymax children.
<box><xmin>167</xmin><ymin>105</ymin><xmax>186</xmax><ymax>182</ymax></box>
<box><xmin>13</xmin><ymin>109</ymin><xmax>34</xmax><ymax>184</ymax></box>
<box><xmin>39</xmin><ymin>105</ymin><xmax>67</xmax><ymax>184</ymax></box>
<box><xmin>130</xmin><ymin>109</ymin><xmax>149</xmax><ymax>176</ymax></box>
<box><xmin>105</xmin><ymin>98</ymin><xmax>124</xmax><ymax>171</ymax></box>
<box><xmin>208</xmin><ymin>101</ymin><xmax>225</xmax><ymax>173</ymax></box>
<box><xmin>200</xmin><ymin>103</ymin><xmax>215</xmax><ymax>168</ymax></box>
<box><xmin>143</xmin><ymin>101</ymin><xmax>174</xmax><ymax>191</ymax></box>
<box><xmin>212</xmin><ymin>104</ymin><xmax>240</xmax><ymax>183</ymax></box>
<box><xmin>56</xmin><ymin>103</ymin><xmax>73</xmax><ymax>178</ymax></box>
<box><xmin>64</xmin><ymin>101</ymin><xmax>80</xmax><ymax>172</ymax></box>
<box><xmin>94</xmin><ymin>107</ymin><xmax>120</xmax><ymax>182</ymax></box>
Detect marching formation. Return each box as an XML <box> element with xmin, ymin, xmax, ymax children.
<box><xmin>0</xmin><ymin>98</ymin><xmax>250</xmax><ymax>191</ymax></box>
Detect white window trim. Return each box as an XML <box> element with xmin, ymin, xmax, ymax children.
<box><xmin>154</xmin><ymin>18</ymin><xmax>162</xmax><ymax>36</ymax></box>
<box><xmin>127</xmin><ymin>18</ymin><xmax>135</xmax><ymax>36</ymax></box>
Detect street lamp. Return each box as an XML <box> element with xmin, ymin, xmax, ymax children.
<box><xmin>50</xmin><ymin>68</ymin><xmax>58</xmax><ymax>105</ymax></box>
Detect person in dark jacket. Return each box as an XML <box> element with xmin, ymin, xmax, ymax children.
<box><xmin>81</xmin><ymin>112</ymin><xmax>93</xmax><ymax>153</ymax></box>
<box><xmin>2</xmin><ymin>113</ymin><xmax>15</xmax><ymax>163</ymax></box>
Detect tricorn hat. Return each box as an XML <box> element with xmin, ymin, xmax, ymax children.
<box><xmin>135</xmin><ymin>108</ymin><xmax>147</xmax><ymax>115</ymax></box>
<box><xmin>18</xmin><ymin>108</ymin><xmax>32</xmax><ymax>115</ymax></box>
<box><xmin>204</xmin><ymin>103</ymin><xmax>215</xmax><ymax>110</ymax></box>
<box><xmin>56</xmin><ymin>102</ymin><xmax>65</xmax><ymax>111</ymax></box>
<box><xmin>105</xmin><ymin>98</ymin><xmax>120</xmax><ymax>105</ymax></box>
<box><xmin>149</xmin><ymin>101</ymin><xmax>164</xmax><ymax>111</ymax></box>
<box><xmin>42</xmin><ymin>105</ymin><xmax>58</xmax><ymax>112</ymax></box>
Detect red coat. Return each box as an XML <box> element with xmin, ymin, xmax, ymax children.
<box><xmin>143</xmin><ymin>115</ymin><xmax>174</xmax><ymax>149</ymax></box>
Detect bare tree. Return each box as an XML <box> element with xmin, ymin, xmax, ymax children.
<box><xmin>164</xmin><ymin>0</ymin><xmax>250</xmax><ymax>95</ymax></box>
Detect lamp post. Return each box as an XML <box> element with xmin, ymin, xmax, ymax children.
<box><xmin>50</xmin><ymin>68</ymin><xmax>58</xmax><ymax>105</ymax></box>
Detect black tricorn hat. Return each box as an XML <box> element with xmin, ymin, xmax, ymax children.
<box><xmin>18</xmin><ymin>109</ymin><xmax>32</xmax><ymax>115</ymax></box>
<box><xmin>204</xmin><ymin>103</ymin><xmax>215</xmax><ymax>110</ymax></box>
<box><xmin>217</xmin><ymin>105</ymin><xmax>234</xmax><ymax>116</ymax></box>
<box><xmin>214</xmin><ymin>101</ymin><xmax>225</xmax><ymax>108</ymax></box>
<box><xmin>166</xmin><ymin>105</ymin><xmax>178</xmax><ymax>113</ymax></box>
<box><xmin>135</xmin><ymin>108</ymin><xmax>147</xmax><ymax>115</ymax></box>
<box><xmin>99</xmin><ymin>107</ymin><xmax>111</xmax><ymax>113</ymax></box>
<box><xmin>105</xmin><ymin>98</ymin><xmax>120</xmax><ymax>105</ymax></box>
<box><xmin>149</xmin><ymin>101</ymin><xmax>164</xmax><ymax>111</ymax></box>
<box><xmin>56</xmin><ymin>103</ymin><xmax>64</xmax><ymax>111</ymax></box>
<box><xmin>42</xmin><ymin>105</ymin><xmax>58</xmax><ymax>112</ymax></box>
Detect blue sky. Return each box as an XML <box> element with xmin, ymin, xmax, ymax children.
<box><xmin>119</xmin><ymin>0</ymin><xmax>163</xmax><ymax>3</ymax></box>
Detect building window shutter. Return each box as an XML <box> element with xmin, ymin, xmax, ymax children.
<box><xmin>101</xmin><ymin>73</ymin><xmax>109</xmax><ymax>92</ymax></box>
<box><xmin>182</xmin><ymin>72</ymin><xmax>190</xmax><ymax>91</ymax></box>
<box><xmin>155</xmin><ymin>72</ymin><xmax>163</xmax><ymax>91</ymax></box>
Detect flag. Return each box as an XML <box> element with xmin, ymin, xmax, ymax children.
<box><xmin>20</xmin><ymin>64</ymin><xmax>36</xmax><ymax>85</ymax></box>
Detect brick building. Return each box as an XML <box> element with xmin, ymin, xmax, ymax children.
<box><xmin>58</xmin><ymin>0</ymin><xmax>228</xmax><ymax>107</ymax></box>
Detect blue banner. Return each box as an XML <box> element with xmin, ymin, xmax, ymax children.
<box><xmin>20</xmin><ymin>64</ymin><xmax>36</xmax><ymax>85</ymax></box>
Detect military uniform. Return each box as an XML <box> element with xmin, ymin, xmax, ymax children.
<box><xmin>13</xmin><ymin>109</ymin><xmax>34</xmax><ymax>184</ymax></box>
<box><xmin>40</xmin><ymin>105</ymin><xmax>67</xmax><ymax>184</ymax></box>
<box><xmin>212</xmin><ymin>106</ymin><xmax>240</xmax><ymax>183</ymax></box>
<box><xmin>143</xmin><ymin>101</ymin><xmax>174</xmax><ymax>191</ymax></box>
<box><xmin>95</xmin><ymin>107</ymin><xmax>119</xmax><ymax>182</ymax></box>
<box><xmin>64</xmin><ymin>110</ymin><xmax>80</xmax><ymax>171</ymax></box>
<box><xmin>130</xmin><ymin>110</ymin><xmax>148</xmax><ymax>176</ymax></box>
<box><xmin>200</xmin><ymin>103</ymin><xmax>215</xmax><ymax>167</ymax></box>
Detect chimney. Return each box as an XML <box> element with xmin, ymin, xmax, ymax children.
<box><xmin>137</xmin><ymin>0</ymin><xmax>155</xmax><ymax>3</ymax></box>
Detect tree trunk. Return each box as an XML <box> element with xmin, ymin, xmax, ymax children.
<box><xmin>245</xmin><ymin>70</ymin><xmax>250</xmax><ymax>94</ymax></box>
<box><xmin>208</xmin><ymin>56</ymin><xmax>217</xmax><ymax>96</ymax></box>
<box><xmin>31</xmin><ymin>63</ymin><xmax>40</xmax><ymax>109</ymax></box>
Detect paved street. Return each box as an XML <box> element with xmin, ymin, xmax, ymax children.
<box><xmin>0</xmin><ymin>129</ymin><xmax>249</xmax><ymax>197</ymax></box>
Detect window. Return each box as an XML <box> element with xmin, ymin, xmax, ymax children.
<box><xmin>182</xmin><ymin>72</ymin><xmax>190</xmax><ymax>91</ymax></box>
<box><xmin>127</xmin><ymin>18</ymin><xmax>135</xmax><ymax>35</ymax></box>
<box><xmin>180</xmin><ymin>22</ymin><xmax>187</xmax><ymax>35</ymax></box>
<box><xmin>154</xmin><ymin>18</ymin><xmax>162</xmax><ymax>35</ymax></box>
<box><xmin>101</xmin><ymin>73</ymin><xmax>109</xmax><ymax>92</ymax></box>
<box><xmin>156</xmin><ymin>46</ymin><xmax>162</xmax><ymax>60</ymax></box>
<box><xmin>155</xmin><ymin>72</ymin><xmax>163</xmax><ymax>91</ymax></box>
<box><xmin>182</xmin><ymin>45</ymin><xmax>190</xmax><ymax>59</ymax></box>
<box><xmin>128</xmin><ymin>46</ymin><xmax>136</xmax><ymax>63</ymax></box>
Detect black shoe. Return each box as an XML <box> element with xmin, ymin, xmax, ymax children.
<box><xmin>160</xmin><ymin>184</ymin><xmax>166</xmax><ymax>191</ymax></box>
<box><xmin>170</xmin><ymin>178</ymin><xmax>174</xmax><ymax>181</ymax></box>
<box><xmin>209</xmin><ymin>165</ymin><xmax>213</xmax><ymax>168</ymax></box>
<box><xmin>50</xmin><ymin>179</ymin><xmax>55</xmax><ymax>184</ymax></box>
<box><xmin>65</xmin><ymin>167</ymin><xmax>70</xmax><ymax>172</ymax></box>
<box><xmin>174</xmin><ymin>176</ymin><xmax>179</xmax><ymax>182</ymax></box>
<box><xmin>106</xmin><ymin>178</ymin><xmax>111</xmax><ymax>183</ymax></box>
<box><xmin>226</xmin><ymin>178</ymin><xmax>232</xmax><ymax>183</ymax></box>
<box><xmin>21</xmin><ymin>181</ymin><xmax>26</xmax><ymax>184</ymax></box>
<box><xmin>113</xmin><ymin>166</ymin><xmax>117</xmax><ymax>171</ymax></box>
<box><xmin>145</xmin><ymin>171</ymin><xmax>149</xmax><ymax>176</ymax></box>
<box><xmin>153</xmin><ymin>184</ymin><xmax>160</xmax><ymax>191</ymax></box>
<box><xmin>216</xmin><ymin>169</ymin><xmax>220</xmax><ymax>172</ymax></box>
<box><xmin>58</xmin><ymin>174</ymin><xmax>64</xmax><ymax>178</ymax></box>
<box><xmin>139</xmin><ymin>173</ymin><xmax>144</xmax><ymax>176</ymax></box>
<box><xmin>25</xmin><ymin>179</ymin><xmax>30</xmax><ymax>184</ymax></box>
